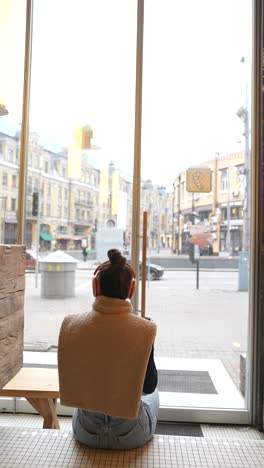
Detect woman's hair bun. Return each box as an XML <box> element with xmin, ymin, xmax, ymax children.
<box><xmin>107</xmin><ymin>249</ymin><xmax>126</xmax><ymax>267</ymax></box>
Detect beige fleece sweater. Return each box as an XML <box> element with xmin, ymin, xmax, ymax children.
<box><xmin>58</xmin><ymin>296</ymin><xmax>156</xmax><ymax>419</ymax></box>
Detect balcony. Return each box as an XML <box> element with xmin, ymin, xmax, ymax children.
<box><xmin>5</xmin><ymin>211</ymin><xmax>17</xmax><ymax>223</ymax></box>
<box><xmin>75</xmin><ymin>200</ymin><xmax>93</xmax><ymax>208</ymax></box>
<box><xmin>74</xmin><ymin>218</ymin><xmax>93</xmax><ymax>227</ymax></box>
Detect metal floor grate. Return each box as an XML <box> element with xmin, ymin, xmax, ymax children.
<box><xmin>155</xmin><ymin>422</ymin><xmax>203</xmax><ymax>437</ymax></box>
<box><xmin>158</xmin><ymin>369</ymin><xmax>217</xmax><ymax>394</ymax></box>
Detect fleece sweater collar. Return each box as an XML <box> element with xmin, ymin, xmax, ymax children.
<box><xmin>93</xmin><ymin>295</ymin><xmax>132</xmax><ymax>315</ymax></box>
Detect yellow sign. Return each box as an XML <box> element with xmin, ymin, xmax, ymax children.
<box><xmin>186</xmin><ymin>168</ymin><xmax>212</xmax><ymax>193</ymax></box>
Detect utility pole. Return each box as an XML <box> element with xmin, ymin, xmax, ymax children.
<box><xmin>32</xmin><ymin>191</ymin><xmax>40</xmax><ymax>288</ymax></box>
<box><xmin>177</xmin><ymin>174</ymin><xmax>181</xmax><ymax>254</ymax></box>
<box><xmin>242</xmin><ymin>104</ymin><xmax>250</xmax><ymax>253</ymax></box>
<box><xmin>226</xmin><ymin>167</ymin><xmax>232</xmax><ymax>256</ymax></box>
<box><xmin>237</xmin><ymin>56</ymin><xmax>250</xmax><ymax>290</ymax></box>
<box><xmin>172</xmin><ymin>180</ymin><xmax>176</xmax><ymax>253</ymax></box>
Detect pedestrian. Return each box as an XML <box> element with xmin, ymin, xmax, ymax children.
<box><xmin>82</xmin><ymin>247</ymin><xmax>87</xmax><ymax>262</ymax></box>
<box><xmin>58</xmin><ymin>249</ymin><xmax>159</xmax><ymax>450</ymax></box>
<box><xmin>85</xmin><ymin>246</ymin><xmax>91</xmax><ymax>257</ymax></box>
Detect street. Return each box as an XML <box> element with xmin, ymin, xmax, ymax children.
<box><xmin>24</xmin><ymin>269</ymin><xmax>248</xmax><ymax>349</ymax></box>
<box><xmin>23</xmin><ymin>268</ymin><xmax>248</xmax><ymax>389</ymax></box>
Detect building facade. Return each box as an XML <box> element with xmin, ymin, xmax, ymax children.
<box><xmin>172</xmin><ymin>151</ymin><xmax>246</xmax><ymax>255</ymax></box>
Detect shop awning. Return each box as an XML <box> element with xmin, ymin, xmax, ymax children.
<box><xmin>55</xmin><ymin>235</ymin><xmax>84</xmax><ymax>241</ymax></box>
<box><xmin>40</xmin><ymin>232</ymin><xmax>53</xmax><ymax>241</ymax></box>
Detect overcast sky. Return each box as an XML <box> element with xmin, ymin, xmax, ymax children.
<box><xmin>3</xmin><ymin>0</ymin><xmax>252</xmax><ymax>189</ymax></box>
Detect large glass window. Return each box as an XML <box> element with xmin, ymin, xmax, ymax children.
<box><xmin>0</xmin><ymin>0</ymin><xmax>26</xmax><ymax>246</ymax></box>
<box><xmin>141</xmin><ymin>0</ymin><xmax>252</xmax><ymax>420</ymax></box>
<box><xmin>0</xmin><ymin>0</ymin><xmax>254</xmax><ymax>423</ymax></box>
<box><xmin>22</xmin><ymin>0</ymin><xmax>137</xmax><ymax>361</ymax></box>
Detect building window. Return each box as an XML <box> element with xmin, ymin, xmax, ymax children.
<box><xmin>27</xmin><ymin>177</ymin><xmax>32</xmax><ymax>194</ymax></box>
<box><xmin>82</xmin><ymin>210</ymin><xmax>85</xmax><ymax>220</ymax></box>
<box><xmin>221</xmin><ymin>208</ymin><xmax>227</xmax><ymax>220</ymax></box>
<box><xmin>57</xmin><ymin>225</ymin><xmax>67</xmax><ymax>234</ymax></box>
<box><xmin>12</xmin><ymin>175</ymin><xmax>17</xmax><ymax>187</ymax></box>
<box><xmin>33</xmin><ymin>179</ymin><xmax>38</xmax><ymax>191</ymax></box>
<box><xmin>44</xmin><ymin>161</ymin><xmax>49</xmax><ymax>172</ymax></box>
<box><xmin>220</xmin><ymin>169</ymin><xmax>228</xmax><ymax>191</ymax></box>
<box><xmin>7</xmin><ymin>149</ymin><xmax>13</xmax><ymax>162</ymax></box>
<box><xmin>235</xmin><ymin>164</ymin><xmax>245</xmax><ymax>183</ymax></box>
<box><xmin>76</xmin><ymin>209</ymin><xmax>80</xmax><ymax>219</ymax></box>
<box><xmin>62</xmin><ymin>167</ymin><xmax>66</xmax><ymax>178</ymax></box>
<box><xmin>26</xmin><ymin>199</ymin><xmax>31</xmax><ymax>215</ymax></box>
<box><xmin>46</xmin><ymin>204</ymin><xmax>51</xmax><ymax>216</ymax></box>
<box><xmin>181</xmin><ymin>182</ymin><xmax>185</xmax><ymax>199</ymax></box>
<box><xmin>231</xmin><ymin>207</ymin><xmax>243</xmax><ymax>220</ymax></box>
<box><xmin>64</xmin><ymin>207</ymin><xmax>68</xmax><ymax>218</ymax></box>
<box><xmin>2</xmin><ymin>173</ymin><xmax>8</xmax><ymax>185</ymax></box>
<box><xmin>57</xmin><ymin>206</ymin><xmax>62</xmax><ymax>218</ymax></box>
<box><xmin>199</xmin><ymin>210</ymin><xmax>210</xmax><ymax>222</ymax></box>
<box><xmin>75</xmin><ymin>227</ymin><xmax>84</xmax><ymax>235</ymax></box>
<box><xmin>34</xmin><ymin>156</ymin><xmax>39</xmax><ymax>169</ymax></box>
<box><xmin>48</xmin><ymin>184</ymin><xmax>51</xmax><ymax>196</ymax></box>
<box><xmin>64</xmin><ymin>188</ymin><xmax>68</xmax><ymax>199</ymax></box>
<box><xmin>40</xmin><ymin>224</ymin><xmax>50</xmax><ymax>233</ymax></box>
<box><xmin>11</xmin><ymin>198</ymin><xmax>16</xmax><ymax>211</ymax></box>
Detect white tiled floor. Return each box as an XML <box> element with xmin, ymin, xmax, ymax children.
<box><xmin>0</xmin><ymin>424</ymin><xmax>264</xmax><ymax>468</ymax></box>
<box><xmin>1</xmin><ymin>414</ymin><xmax>264</xmax><ymax>467</ymax></box>
<box><xmin>0</xmin><ymin>413</ymin><xmax>263</xmax><ymax>440</ymax></box>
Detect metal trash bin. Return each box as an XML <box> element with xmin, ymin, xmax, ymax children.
<box><xmin>39</xmin><ymin>250</ymin><xmax>78</xmax><ymax>298</ymax></box>
<box><xmin>238</xmin><ymin>250</ymin><xmax>249</xmax><ymax>292</ymax></box>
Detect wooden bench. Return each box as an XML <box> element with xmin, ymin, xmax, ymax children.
<box><xmin>0</xmin><ymin>367</ymin><xmax>60</xmax><ymax>429</ymax></box>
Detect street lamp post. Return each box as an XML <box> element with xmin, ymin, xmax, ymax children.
<box><xmin>236</xmin><ymin>105</ymin><xmax>250</xmax><ymax>253</ymax></box>
<box><xmin>177</xmin><ymin>174</ymin><xmax>181</xmax><ymax>254</ymax></box>
<box><xmin>236</xmin><ymin>57</ymin><xmax>250</xmax><ymax>290</ymax></box>
<box><xmin>172</xmin><ymin>180</ymin><xmax>176</xmax><ymax>253</ymax></box>
<box><xmin>225</xmin><ymin>167</ymin><xmax>232</xmax><ymax>256</ymax></box>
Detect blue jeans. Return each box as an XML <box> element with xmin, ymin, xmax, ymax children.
<box><xmin>72</xmin><ymin>389</ymin><xmax>159</xmax><ymax>450</ymax></box>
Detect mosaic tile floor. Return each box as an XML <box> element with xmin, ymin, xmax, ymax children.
<box><xmin>0</xmin><ymin>415</ymin><xmax>264</xmax><ymax>467</ymax></box>
<box><xmin>1</xmin><ymin>414</ymin><xmax>264</xmax><ymax>440</ymax></box>
<box><xmin>0</xmin><ymin>425</ymin><xmax>264</xmax><ymax>468</ymax></box>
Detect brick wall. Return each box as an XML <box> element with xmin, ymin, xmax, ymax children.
<box><xmin>0</xmin><ymin>245</ymin><xmax>25</xmax><ymax>388</ymax></box>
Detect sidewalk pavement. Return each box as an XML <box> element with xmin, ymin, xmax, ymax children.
<box><xmin>77</xmin><ymin>259</ymin><xmax>98</xmax><ymax>270</ymax></box>
<box><xmin>23</xmin><ymin>270</ymin><xmax>248</xmax><ymax>392</ymax></box>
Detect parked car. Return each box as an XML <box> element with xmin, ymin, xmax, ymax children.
<box><xmin>127</xmin><ymin>259</ymin><xmax>164</xmax><ymax>281</ymax></box>
<box><xmin>25</xmin><ymin>249</ymin><xmax>39</xmax><ymax>270</ymax></box>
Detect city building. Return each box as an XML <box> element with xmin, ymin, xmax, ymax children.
<box><xmin>0</xmin><ymin>123</ymin><xmax>101</xmax><ymax>251</ymax></box>
<box><xmin>172</xmin><ymin>151</ymin><xmax>246</xmax><ymax>255</ymax></box>
<box><xmin>0</xmin><ymin>123</ymin><xmax>136</xmax><ymax>253</ymax></box>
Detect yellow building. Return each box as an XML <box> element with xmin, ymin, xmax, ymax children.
<box><xmin>0</xmin><ymin>124</ymin><xmax>100</xmax><ymax>251</ymax></box>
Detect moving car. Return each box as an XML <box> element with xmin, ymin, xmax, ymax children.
<box><xmin>127</xmin><ymin>259</ymin><xmax>164</xmax><ymax>281</ymax></box>
<box><xmin>25</xmin><ymin>249</ymin><xmax>39</xmax><ymax>270</ymax></box>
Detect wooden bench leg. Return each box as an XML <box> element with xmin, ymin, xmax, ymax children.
<box><xmin>27</xmin><ymin>397</ymin><xmax>60</xmax><ymax>429</ymax></box>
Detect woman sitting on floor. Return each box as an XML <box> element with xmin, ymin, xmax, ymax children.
<box><xmin>58</xmin><ymin>249</ymin><xmax>159</xmax><ymax>450</ymax></box>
